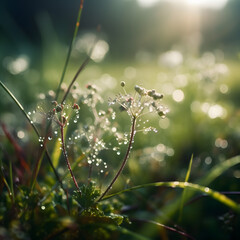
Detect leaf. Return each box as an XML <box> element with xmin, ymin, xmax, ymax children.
<box><xmin>52</xmin><ymin>139</ymin><xmax>61</xmax><ymax>168</ymax></box>
<box><xmin>179</xmin><ymin>154</ymin><xmax>193</xmax><ymax>221</ymax></box>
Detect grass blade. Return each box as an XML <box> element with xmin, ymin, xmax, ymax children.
<box><xmin>51</xmin><ymin>139</ymin><xmax>62</xmax><ymax>168</ymax></box>
<box><xmin>179</xmin><ymin>154</ymin><xmax>193</xmax><ymax>221</ymax></box>
<box><xmin>55</xmin><ymin>0</ymin><xmax>85</xmax><ymax>100</ymax></box>
<box><xmin>0</xmin><ymin>80</ymin><xmax>64</xmax><ymax>192</ymax></box>
<box><xmin>200</xmin><ymin>155</ymin><xmax>240</xmax><ymax>185</ymax></box>
<box><xmin>9</xmin><ymin>158</ymin><xmax>15</xmax><ymax>201</ymax></box>
<box><xmin>100</xmin><ymin>181</ymin><xmax>240</xmax><ymax>213</ymax></box>
<box><xmin>0</xmin><ymin>158</ymin><xmax>13</xmax><ymax>201</ymax></box>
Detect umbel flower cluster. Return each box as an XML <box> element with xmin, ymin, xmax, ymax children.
<box><xmin>97</xmin><ymin>82</ymin><xmax>168</xmax><ymax>201</ymax></box>
<box><xmin>110</xmin><ymin>81</ymin><xmax>168</xmax><ymax>119</ymax></box>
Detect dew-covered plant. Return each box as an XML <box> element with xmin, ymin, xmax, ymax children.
<box><xmin>1</xmin><ymin>1</ymin><xmax>240</xmax><ymax>240</ymax></box>
<box><xmin>98</xmin><ymin>82</ymin><xmax>168</xmax><ymax>202</ymax></box>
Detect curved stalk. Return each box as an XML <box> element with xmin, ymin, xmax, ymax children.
<box><xmin>61</xmin><ymin>56</ymin><xmax>90</xmax><ymax>104</ymax></box>
<box><xmin>97</xmin><ymin>116</ymin><xmax>137</xmax><ymax>202</ymax></box>
<box><xmin>0</xmin><ymin>80</ymin><xmax>64</xmax><ymax>192</ymax></box>
<box><xmin>60</xmin><ymin>125</ymin><xmax>81</xmax><ymax>194</ymax></box>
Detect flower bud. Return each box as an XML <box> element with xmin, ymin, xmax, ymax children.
<box><xmin>120</xmin><ymin>81</ymin><xmax>126</xmax><ymax>87</ymax></box>
<box><xmin>158</xmin><ymin>110</ymin><xmax>165</xmax><ymax>117</ymax></box>
<box><xmin>52</xmin><ymin>101</ymin><xmax>58</xmax><ymax>106</ymax></box>
<box><xmin>72</xmin><ymin>103</ymin><xmax>80</xmax><ymax>110</ymax></box>
<box><xmin>56</xmin><ymin>104</ymin><xmax>63</xmax><ymax>112</ymax></box>
<box><xmin>147</xmin><ymin>89</ymin><xmax>155</xmax><ymax>97</ymax></box>
<box><xmin>153</xmin><ymin>93</ymin><xmax>163</xmax><ymax>100</ymax></box>
<box><xmin>135</xmin><ymin>85</ymin><xmax>146</xmax><ymax>96</ymax></box>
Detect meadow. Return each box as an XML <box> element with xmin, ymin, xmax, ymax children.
<box><xmin>0</xmin><ymin>1</ymin><xmax>240</xmax><ymax>239</ymax></box>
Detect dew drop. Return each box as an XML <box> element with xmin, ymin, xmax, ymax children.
<box><xmin>41</xmin><ymin>205</ymin><xmax>46</xmax><ymax>210</ymax></box>
<box><xmin>48</xmin><ymin>136</ymin><xmax>52</xmax><ymax>141</ymax></box>
<box><xmin>205</xmin><ymin>187</ymin><xmax>210</xmax><ymax>193</ymax></box>
<box><xmin>117</xmin><ymin>151</ymin><xmax>120</xmax><ymax>155</ymax></box>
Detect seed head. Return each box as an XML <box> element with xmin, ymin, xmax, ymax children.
<box><xmin>152</xmin><ymin>93</ymin><xmax>163</xmax><ymax>100</ymax></box>
<box><xmin>135</xmin><ymin>85</ymin><xmax>146</xmax><ymax>96</ymax></box>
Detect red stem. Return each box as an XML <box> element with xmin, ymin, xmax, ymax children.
<box><xmin>60</xmin><ymin>126</ymin><xmax>81</xmax><ymax>194</ymax></box>
<box><xmin>97</xmin><ymin>116</ymin><xmax>137</xmax><ymax>202</ymax></box>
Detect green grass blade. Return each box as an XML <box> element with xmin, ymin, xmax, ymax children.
<box><xmin>9</xmin><ymin>159</ymin><xmax>15</xmax><ymax>200</ymax></box>
<box><xmin>0</xmin><ymin>80</ymin><xmax>64</xmax><ymax>191</ymax></box>
<box><xmin>200</xmin><ymin>155</ymin><xmax>240</xmax><ymax>185</ymax></box>
<box><xmin>30</xmin><ymin>149</ymin><xmax>45</xmax><ymax>191</ymax></box>
<box><xmin>55</xmin><ymin>0</ymin><xmax>85</xmax><ymax>100</ymax></box>
<box><xmin>0</xmin><ymin>158</ymin><xmax>13</xmax><ymax>200</ymax></box>
<box><xmin>179</xmin><ymin>154</ymin><xmax>193</xmax><ymax>221</ymax></box>
<box><xmin>184</xmin><ymin>154</ymin><xmax>193</xmax><ymax>182</ymax></box>
<box><xmin>51</xmin><ymin>139</ymin><xmax>62</xmax><ymax>168</ymax></box>
<box><xmin>101</xmin><ymin>181</ymin><xmax>240</xmax><ymax>213</ymax></box>
<box><xmin>39</xmin><ymin>154</ymin><xmax>85</xmax><ymax>204</ymax></box>
<box><xmin>0</xmin><ymin>80</ymin><xmax>40</xmax><ymax>136</ymax></box>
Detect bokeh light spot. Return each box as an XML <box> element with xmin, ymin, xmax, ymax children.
<box><xmin>172</xmin><ymin>89</ymin><xmax>184</xmax><ymax>102</ymax></box>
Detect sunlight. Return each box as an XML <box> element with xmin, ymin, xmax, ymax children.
<box><xmin>137</xmin><ymin>0</ymin><xmax>229</xmax><ymax>9</ymax></box>
<box><xmin>186</xmin><ymin>0</ymin><xmax>229</xmax><ymax>9</ymax></box>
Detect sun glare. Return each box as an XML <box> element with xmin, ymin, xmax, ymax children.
<box><xmin>137</xmin><ymin>0</ymin><xmax>229</xmax><ymax>9</ymax></box>
<box><xmin>186</xmin><ymin>0</ymin><xmax>229</xmax><ymax>9</ymax></box>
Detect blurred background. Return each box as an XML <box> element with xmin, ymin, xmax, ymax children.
<box><xmin>1</xmin><ymin>0</ymin><xmax>240</xmax><ymax>239</ymax></box>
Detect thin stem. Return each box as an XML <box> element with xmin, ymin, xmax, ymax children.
<box><xmin>60</xmin><ymin>125</ymin><xmax>81</xmax><ymax>194</ymax></box>
<box><xmin>61</xmin><ymin>56</ymin><xmax>90</xmax><ymax>104</ymax></box>
<box><xmin>97</xmin><ymin>116</ymin><xmax>137</xmax><ymax>202</ymax></box>
<box><xmin>131</xmin><ymin>219</ymin><xmax>195</xmax><ymax>240</ymax></box>
<box><xmin>56</xmin><ymin>0</ymin><xmax>85</xmax><ymax>100</ymax></box>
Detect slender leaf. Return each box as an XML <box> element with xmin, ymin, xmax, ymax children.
<box><xmin>101</xmin><ymin>181</ymin><xmax>240</xmax><ymax>212</ymax></box>
<box><xmin>56</xmin><ymin>0</ymin><xmax>85</xmax><ymax>100</ymax></box>
<box><xmin>179</xmin><ymin>154</ymin><xmax>193</xmax><ymax>221</ymax></box>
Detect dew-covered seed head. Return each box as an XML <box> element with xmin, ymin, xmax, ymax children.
<box><xmin>147</xmin><ymin>89</ymin><xmax>155</xmax><ymax>97</ymax></box>
<box><xmin>152</xmin><ymin>93</ymin><xmax>163</xmax><ymax>100</ymax></box>
<box><xmin>135</xmin><ymin>85</ymin><xmax>146</xmax><ymax>96</ymax></box>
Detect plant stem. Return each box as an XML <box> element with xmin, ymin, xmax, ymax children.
<box><xmin>56</xmin><ymin>0</ymin><xmax>85</xmax><ymax>100</ymax></box>
<box><xmin>60</xmin><ymin>125</ymin><xmax>81</xmax><ymax>194</ymax></box>
<box><xmin>61</xmin><ymin>56</ymin><xmax>90</xmax><ymax>104</ymax></box>
<box><xmin>97</xmin><ymin>116</ymin><xmax>137</xmax><ymax>202</ymax></box>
